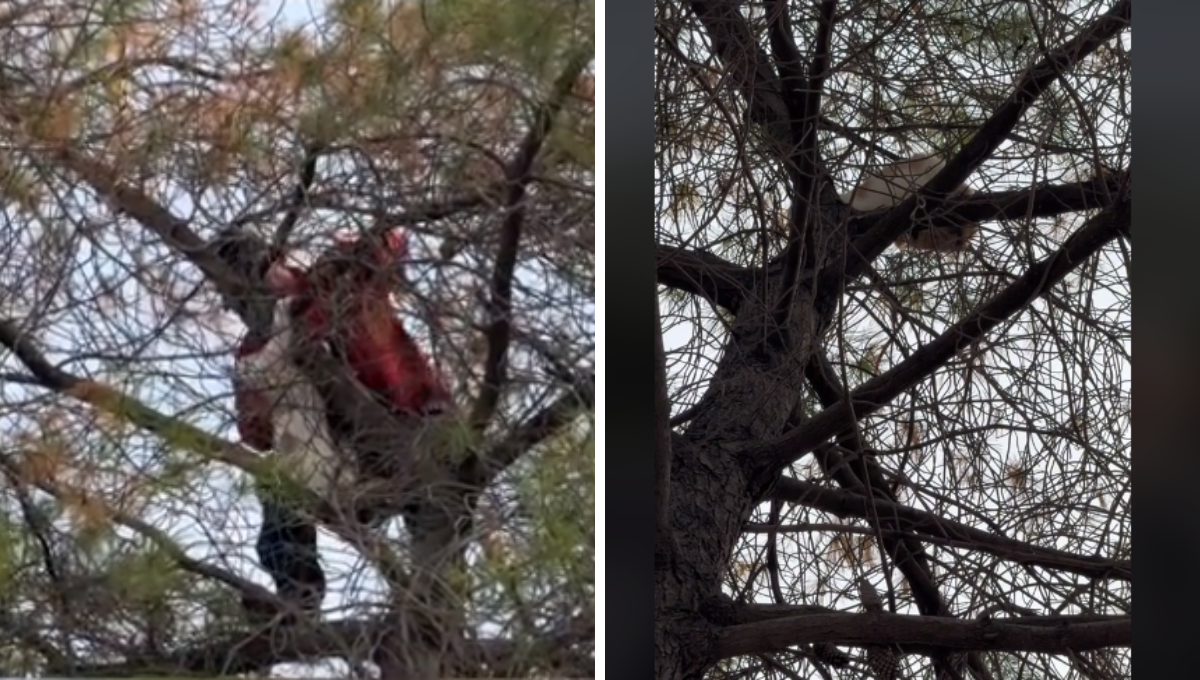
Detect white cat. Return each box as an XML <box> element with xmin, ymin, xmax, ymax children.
<box><xmin>841</xmin><ymin>154</ymin><xmax>979</xmax><ymax>253</ymax></box>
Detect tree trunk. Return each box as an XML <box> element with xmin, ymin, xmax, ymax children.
<box><xmin>656</xmin><ymin>286</ymin><xmax>827</xmax><ymax>678</ymax></box>
<box><xmin>375</xmin><ymin>489</ymin><xmax>473</xmax><ymax>680</ymax></box>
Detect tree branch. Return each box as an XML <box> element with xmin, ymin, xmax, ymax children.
<box><xmin>0</xmin><ymin>317</ymin><xmax>413</xmax><ymax>593</ymax></box>
<box><xmin>472</xmin><ymin>51</ymin><xmax>591</xmax><ymax>429</ymax></box>
<box><xmin>467</xmin><ymin>372</ymin><xmax>595</xmax><ymax>485</ymax></box>
<box><xmin>844</xmin><ymin>171</ymin><xmax>1131</xmax><ymax>242</ymax></box>
<box><xmin>764</xmin><ymin>0</ymin><xmax>809</xmax><ymax>141</ymax></box>
<box><xmin>0</xmin><ymin>318</ymin><xmax>264</xmax><ymax>475</ymax></box>
<box><xmin>227</xmin><ymin>187</ymin><xmax>500</xmax><ymax>233</ymax></box>
<box><xmin>689</xmin><ymin>0</ymin><xmax>791</xmax><ymax>145</ymax></box>
<box><xmin>803</xmin><ymin>351</ymin><xmax>977</xmax><ymax>676</ymax></box>
<box><xmin>0</xmin><ymin>452</ymin><xmax>284</xmax><ymax>614</ymax></box>
<box><xmin>270</xmin><ymin>141</ymin><xmax>324</xmax><ymax>252</ymax></box>
<box><xmin>656</xmin><ymin>244</ymin><xmax>749</xmax><ymax>312</ymax></box>
<box><xmin>847</xmin><ymin>0</ymin><xmax>1131</xmax><ymax>274</ymax></box>
<box><xmin>34</xmin><ymin>144</ymin><xmax>265</xmax><ymax>320</ymax></box>
<box><xmin>47</xmin><ymin>616</ymin><xmax>591</xmax><ymax>677</ymax></box>
<box><xmin>768</xmin><ymin>477</ymin><xmax>1131</xmax><ymax>581</ymax></box>
<box><xmin>715</xmin><ymin>612</ymin><xmax>1130</xmax><ymax>658</ymax></box>
<box><xmin>773</xmin><ymin>0</ymin><xmax>838</xmax><ymax>335</ymax></box>
<box><xmin>759</xmin><ymin>187</ymin><xmax>1130</xmax><ymax>466</ymax></box>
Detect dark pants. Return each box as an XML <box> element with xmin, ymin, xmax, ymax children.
<box><xmin>255</xmin><ymin>494</ymin><xmax>326</xmax><ymax>617</ymax></box>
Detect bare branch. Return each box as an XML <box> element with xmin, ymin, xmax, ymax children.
<box><xmin>768</xmin><ymin>477</ymin><xmax>1131</xmax><ymax>582</ymax></box>
<box><xmin>761</xmin><ymin>187</ymin><xmax>1130</xmax><ymax>466</ymax></box>
<box><xmin>471</xmin><ymin>51</ymin><xmax>591</xmax><ymax>429</ymax></box>
<box><xmin>656</xmin><ymin>244</ymin><xmax>750</xmax><ymax>312</ymax></box>
<box><xmin>716</xmin><ymin>612</ymin><xmax>1130</xmax><ymax>658</ymax></box>
<box><xmin>773</xmin><ymin>0</ymin><xmax>838</xmax><ymax>335</ymax></box>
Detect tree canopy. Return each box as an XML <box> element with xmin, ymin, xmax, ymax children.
<box><xmin>0</xmin><ymin>0</ymin><xmax>594</xmax><ymax>677</ymax></box>
<box><xmin>654</xmin><ymin>0</ymin><xmax>1129</xmax><ymax>678</ymax></box>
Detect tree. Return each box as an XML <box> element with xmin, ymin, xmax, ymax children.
<box><xmin>0</xmin><ymin>0</ymin><xmax>594</xmax><ymax>677</ymax></box>
<box><xmin>654</xmin><ymin>1</ymin><xmax>1129</xmax><ymax>679</ymax></box>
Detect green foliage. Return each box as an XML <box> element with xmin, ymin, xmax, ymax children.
<box><xmin>433</xmin><ymin>0</ymin><xmax>593</xmax><ymax>71</ymax></box>
<box><xmin>105</xmin><ymin>544</ymin><xmax>184</xmax><ymax>603</ymax></box>
<box><xmin>515</xmin><ymin>418</ymin><xmax>594</xmax><ymax>572</ymax></box>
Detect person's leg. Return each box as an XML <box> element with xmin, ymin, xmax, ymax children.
<box><xmin>255</xmin><ymin>494</ymin><xmax>326</xmax><ymax>618</ymax></box>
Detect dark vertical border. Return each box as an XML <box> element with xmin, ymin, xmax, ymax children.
<box><xmin>1139</xmin><ymin>4</ymin><xmax>1189</xmax><ymax>677</ymax></box>
<box><xmin>605</xmin><ymin>0</ymin><xmax>655</xmax><ymax>677</ymax></box>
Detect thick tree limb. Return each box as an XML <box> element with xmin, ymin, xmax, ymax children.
<box><xmin>769</xmin><ymin>476</ymin><xmax>1131</xmax><ymax>581</ymax></box>
<box><xmin>759</xmin><ymin>188</ymin><xmax>1130</xmax><ymax>465</ymax></box>
<box><xmin>848</xmin><ymin>0</ymin><xmax>1131</xmax><ymax>273</ymax></box>
<box><xmin>773</xmin><ymin>0</ymin><xmax>838</xmax><ymax>334</ymax></box>
<box><xmin>731</xmin><ymin>602</ymin><xmax>838</xmax><ymax>623</ymax></box>
<box><xmin>656</xmin><ymin>244</ymin><xmax>750</xmax><ymax>311</ymax></box>
<box><xmin>845</xmin><ymin>171</ymin><xmax>1131</xmax><ymax>243</ymax></box>
<box><xmin>46</xmin><ymin>617</ymin><xmax>591</xmax><ymax>677</ymax></box>
<box><xmin>764</xmin><ymin>0</ymin><xmax>809</xmax><ymax>142</ymax></box>
<box><xmin>733</xmin><ymin>602</ymin><xmax>1120</xmax><ymax>629</ymax></box>
<box><xmin>689</xmin><ymin>0</ymin><xmax>791</xmax><ymax>145</ymax></box>
<box><xmin>715</xmin><ymin>612</ymin><xmax>1130</xmax><ymax>658</ymax></box>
